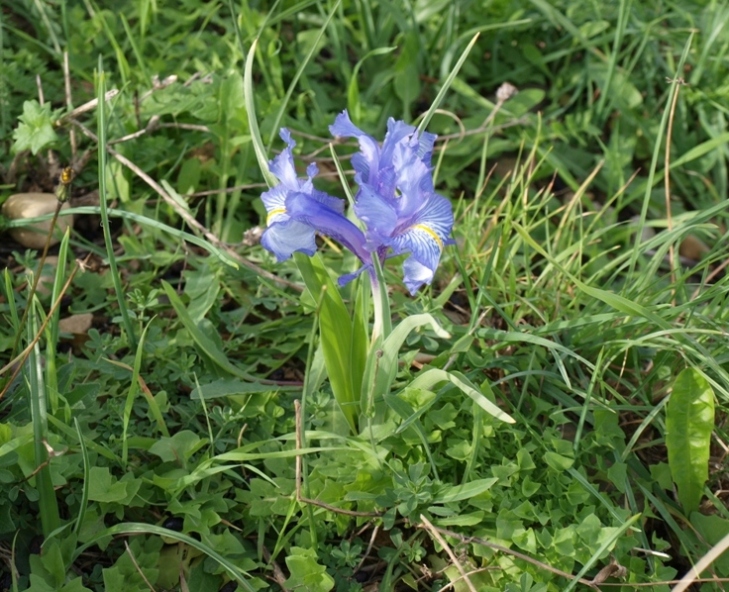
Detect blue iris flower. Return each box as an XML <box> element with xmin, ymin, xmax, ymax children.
<box><xmin>329</xmin><ymin>111</ymin><xmax>454</xmax><ymax>294</ymax></box>
<box><xmin>260</xmin><ymin>129</ymin><xmax>370</xmax><ymax>266</ymax></box>
<box><xmin>260</xmin><ymin>112</ymin><xmax>454</xmax><ymax>294</ymax></box>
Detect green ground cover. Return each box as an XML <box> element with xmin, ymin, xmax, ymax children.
<box><xmin>1</xmin><ymin>1</ymin><xmax>729</xmax><ymax>590</ymax></box>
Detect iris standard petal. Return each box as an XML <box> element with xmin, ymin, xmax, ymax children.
<box><xmin>268</xmin><ymin>129</ymin><xmax>301</xmax><ymax>188</ymax></box>
<box><xmin>261</xmin><ymin>218</ymin><xmax>317</xmax><ymax>262</ymax></box>
<box><xmin>330</xmin><ymin>111</ymin><xmax>381</xmax><ymax>185</ymax></box>
<box><xmin>380</xmin><ymin>118</ymin><xmax>419</xmax><ymax>167</ymax></box>
<box><xmin>353</xmin><ymin>184</ymin><xmax>398</xmax><ymax>245</ymax></box>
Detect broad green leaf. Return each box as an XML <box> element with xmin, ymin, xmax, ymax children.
<box><xmin>295</xmin><ymin>253</ymin><xmax>362</xmax><ymax>431</ymax></box>
<box><xmin>666</xmin><ymin>368</ymin><xmax>715</xmax><ymax>513</ymax></box>
<box><xmin>149</xmin><ymin>431</ymin><xmax>204</xmax><ymax>465</ymax></box>
<box><xmin>73</xmin><ymin>523</ymin><xmax>257</xmax><ymax>591</ymax></box>
<box><xmin>87</xmin><ymin>467</ymin><xmax>141</xmax><ymax>504</ymax></box>
<box><xmin>283</xmin><ymin>547</ymin><xmax>335</xmax><ymax>592</ymax></box>
<box><xmin>12</xmin><ymin>100</ymin><xmax>59</xmax><ymax>154</ymax></box>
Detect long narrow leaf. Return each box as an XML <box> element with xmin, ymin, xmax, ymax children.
<box><xmin>295</xmin><ymin>253</ymin><xmax>361</xmax><ymax>431</ymax></box>
<box><xmin>666</xmin><ymin>368</ymin><xmax>715</xmax><ymax>513</ymax></box>
<box><xmin>407</xmin><ymin>369</ymin><xmax>514</xmax><ymax>423</ymax></box>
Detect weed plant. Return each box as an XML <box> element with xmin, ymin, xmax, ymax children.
<box><xmin>1</xmin><ymin>1</ymin><xmax>729</xmax><ymax>591</ymax></box>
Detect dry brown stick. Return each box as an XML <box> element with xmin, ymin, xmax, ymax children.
<box><xmin>124</xmin><ymin>541</ymin><xmax>157</xmax><ymax>592</ymax></box>
<box><xmin>664</xmin><ymin>77</ymin><xmax>686</xmax><ymax>298</ymax></box>
<box><xmin>69</xmin><ymin>118</ymin><xmax>301</xmax><ymax>291</ymax></box>
<box><xmin>353</xmin><ymin>524</ymin><xmax>380</xmax><ymax>575</ymax></box>
<box><xmin>262</xmin><ymin>546</ymin><xmax>291</xmax><ymax>592</ymax></box>
<box><xmin>436</xmin><ymin>566</ymin><xmax>500</xmax><ymax>591</ymax></box>
<box><xmin>62</xmin><ymin>51</ymin><xmax>77</xmax><ymax>159</ymax></box>
<box><xmin>420</xmin><ymin>514</ymin><xmax>478</xmax><ymax>592</ymax></box>
<box><xmin>56</xmin><ymin>90</ymin><xmax>120</xmax><ymax>122</ymax></box>
<box><xmin>690</xmin><ymin>255</ymin><xmax>729</xmax><ymax>301</ymax></box>
<box><xmin>190</xmin><ymin>182</ymin><xmax>267</xmax><ymax>197</ymax></box>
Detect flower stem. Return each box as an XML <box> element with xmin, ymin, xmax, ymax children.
<box><xmin>370</xmin><ymin>257</ymin><xmax>391</xmax><ymax>343</ymax></box>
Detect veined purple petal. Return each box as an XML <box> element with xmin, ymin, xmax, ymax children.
<box><xmin>268</xmin><ymin>129</ymin><xmax>300</xmax><ymax>188</ymax></box>
<box><xmin>330</xmin><ymin>111</ymin><xmax>381</xmax><ymax>185</ymax></box>
<box><xmin>399</xmin><ymin>193</ymin><xmax>454</xmax><ymax>246</ymax></box>
<box><xmin>261</xmin><ymin>184</ymin><xmax>289</xmax><ymax>224</ymax></box>
<box><xmin>353</xmin><ymin>184</ymin><xmax>398</xmax><ymax>246</ymax></box>
<box><xmin>392</xmin><ymin>230</ymin><xmax>441</xmax><ymax>294</ymax></box>
<box><xmin>261</xmin><ymin>218</ymin><xmax>317</xmax><ymax>262</ymax></box>
<box><xmin>261</xmin><ymin>129</ymin><xmax>351</xmax><ymax>263</ymax></box>
<box><xmin>380</xmin><ymin>118</ymin><xmax>419</xmax><ymax>168</ymax></box>
<box><xmin>389</xmin><ymin>193</ymin><xmax>453</xmax><ymax>293</ymax></box>
<box><xmin>286</xmin><ymin>193</ymin><xmax>370</xmax><ymax>264</ymax></box>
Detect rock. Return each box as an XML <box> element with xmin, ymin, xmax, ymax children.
<box><xmin>1</xmin><ymin>192</ymin><xmax>73</xmax><ymax>249</ymax></box>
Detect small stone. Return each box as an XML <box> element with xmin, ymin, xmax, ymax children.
<box><xmin>58</xmin><ymin>313</ymin><xmax>93</xmax><ymax>335</ymax></box>
<box><xmin>1</xmin><ymin>192</ymin><xmax>73</xmax><ymax>249</ymax></box>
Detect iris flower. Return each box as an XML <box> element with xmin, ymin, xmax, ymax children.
<box><xmin>260</xmin><ymin>112</ymin><xmax>454</xmax><ymax>294</ymax></box>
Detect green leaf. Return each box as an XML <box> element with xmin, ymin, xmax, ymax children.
<box><xmin>191</xmin><ymin>378</ymin><xmax>294</xmax><ymax>399</ymax></box>
<box><xmin>366</xmin><ymin>313</ymin><xmax>449</xmax><ymax>417</ymax></box>
<box><xmin>12</xmin><ymin>100</ymin><xmax>59</xmax><ymax>154</ymax></box>
<box><xmin>407</xmin><ymin>369</ymin><xmax>514</xmax><ymax>424</ymax></box>
<box><xmin>73</xmin><ymin>523</ymin><xmax>257</xmax><ymax>591</ymax></box>
<box><xmin>283</xmin><ymin>547</ymin><xmax>335</xmax><ymax>592</ymax></box>
<box><xmin>434</xmin><ymin>478</ymin><xmax>499</xmax><ymax>503</ymax></box>
<box><xmin>161</xmin><ymin>281</ymin><xmax>262</xmax><ymax>382</ymax></box>
<box><xmin>87</xmin><ymin>467</ymin><xmax>141</xmax><ymax>504</ymax></box>
<box><xmin>666</xmin><ymin>368</ymin><xmax>715</xmax><ymax>513</ymax></box>
<box><xmin>149</xmin><ymin>430</ymin><xmax>204</xmax><ymax>465</ymax></box>
<box><xmin>295</xmin><ymin>253</ymin><xmax>362</xmax><ymax>431</ymax></box>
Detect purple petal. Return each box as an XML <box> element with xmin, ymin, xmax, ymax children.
<box><xmin>380</xmin><ymin>118</ymin><xmax>419</xmax><ymax>168</ymax></box>
<box><xmin>261</xmin><ymin>218</ymin><xmax>317</xmax><ymax>262</ymax></box>
<box><xmin>260</xmin><ymin>184</ymin><xmax>289</xmax><ymax>222</ymax></box>
<box><xmin>268</xmin><ymin>129</ymin><xmax>300</xmax><ymax>188</ymax></box>
<box><xmin>397</xmin><ymin>193</ymin><xmax>453</xmax><ymax>245</ymax></box>
<box><xmin>354</xmin><ymin>184</ymin><xmax>398</xmax><ymax>245</ymax></box>
<box><xmin>330</xmin><ymin>110</ymin><xmax>381</xmax><ymax>185</ymax></box>
<box><xmin>401</xmin><ymin>257</ymin><xmax>435</xmax><ymax>295</ymax></box>
<box><xmin>337</xmin><ymin>264</ymin><xmax>371</xmax><ymax>287</ymax></box>
<box><xmin>390</xmin><ymin>193</ymin><xmax>454</xmax><ymax>293</ymax></box>
<box><xmin>286</xmin><ymin>193</ymin><xmax>369</xmax><ymax>263</ymax></box>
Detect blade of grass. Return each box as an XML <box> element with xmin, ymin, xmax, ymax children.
<box><xmin>121</xmin><ymin>319</ymin><xmax>152</xmax><ymax>467</ymax></box>
<box><xmin>627</xmin><ymin>34</ymin><xmax>694</xmax><ymax>282</ymax></box>
<box><xmin>27</xmin><ymin>304</ymin><xmax>61</xmax><ymax>537</ymax></box>
<box><xmin>72</xmin><ymin>418</ymin><xmax>90</xmax><ymax>536</ymax></box>
<box><xmin>417</xmin><ymin>32</ymin><xmax>480</xmax><ymax>135</ymax></box>
<box><xmin>96</xmin><ymin>55</ymin><xmax>137</xmax><ymax>349</ymax></box>
<box><xmin>266</xmin><ymin>0</ymin><xmax>342</xmax><ymax>149</ymax></box>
